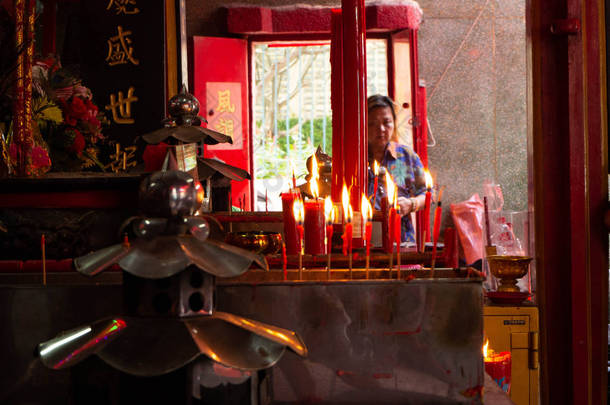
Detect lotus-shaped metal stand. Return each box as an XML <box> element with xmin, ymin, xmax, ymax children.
<box><xmin>37</xmin><ymin>171</ymin><xmax>307</xmax><ymax>377</ymax></box>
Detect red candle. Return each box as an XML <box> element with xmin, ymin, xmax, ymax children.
<box><xmin>293</xmin><ymin>197</ymin><xmax>305</xmax><ymax>279</ymax></box>
<box><xmin>326</xmin><ymin>225</ymin><xmax>334</xmax><ymax>254</ymax></box>
<box><xmin>282</xmin><ymin>242</ymin><xmax>287</xmax><ymax>281</ymax></box>
<box><xmin>304</xmin><ymin>199</ymin><xmax>325</xmax><ymax>255</ymax></box>
<box><xmin>361</xmin><ymin>194</ymin><xmax>373</xmax><ymax>278</ymax></box>
<box><xmin>382</xmin><ymin>172</ymin><xmax>397</xmax><ymax>253</ymax></box>
<box><xmin>341</xmin><ymin>185</ymin><xmax>353</xmax><ymax>256</ymax></box>
<box><xmin>424</xmin><ymin>171</ymin><xmax>433</xmax><ymax>239</ymax></box>
<box><xmin>483</xmin><ymin>340</ymin><xmax>512</xmax><ymax>393</ymax></box>
<box><xmin>430</xmin><ymin>187</ymin><xmax>444</xmax><ymax>272</ymax></box>
<box><xmin>394</xmin><ymin>198</ymin><xmax>402</xmax><ymax>275</ymax></box>
<box><xmin>281</xmin><ymin>191</ymin><xmax>300</xmax><ymax>255</ymax></box>
<box><xmin>381</xmin><ymin>197</ymin><xmax>392</xmax><ymax>253</ymax></box>
<box><xmin>393</xmin><ymin>187</ymin><xmax>401</xmax><ymax>246</ymax></box>
<box><xmin>341</xmin><ymin>0</ymin><xmax>367</xmax><ymax>227</ymax></box>
<box><xmin>432</xmin><ymin>202</ymin><xmax>443</xmax><ymax>245</ymax></box>
<box><xmin>330</xmin><ymin>8</ymin><xmax>344</xmax><ymax>204</ymax></box>
<box><xmin>342</xmin><ymin>221</ymin><xmax>353</xmax><ymax>256</ymax></box>
<box><xmin>297</xmin><ymin>224</ymin><xmax>304</xmax><ymax>254</ymax></box>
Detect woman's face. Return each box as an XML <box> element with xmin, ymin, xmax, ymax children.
<box><xmin>368</xmin><ymin>106</ymin><xmax>395</xmax><ymax>152</ymax></box>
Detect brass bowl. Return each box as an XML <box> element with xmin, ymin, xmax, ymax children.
<box><xmin>225</xmin><ymin>231</ymin><xmax>283</xmax><ymax>255</ymax></box>
<box><xmin>487</xmin><ymin>255</ymin><xmax>532</xmax><ymax>292</ymax></box>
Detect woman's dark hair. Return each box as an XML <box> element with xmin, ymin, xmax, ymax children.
<box><xmin>367</xmin><ymin>94</ymin><xmax>397</xmax><ymax>122</ymax></box>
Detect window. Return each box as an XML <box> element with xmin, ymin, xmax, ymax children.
<box><xmin>251</xmin><ymin>39</ymin><xmax>388</xmax><ymax>211</ymax></box>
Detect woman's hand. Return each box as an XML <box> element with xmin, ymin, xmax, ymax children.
<box><xmin>396</xmin><ymin>196</ymin><xmax>416</xmax><ymax>217</ymax></box>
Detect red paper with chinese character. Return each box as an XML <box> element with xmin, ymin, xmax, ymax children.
<box><xmin>193</xmin><ymin>37</ymin><xmax>251</xmax><ymax>210</ymax></box>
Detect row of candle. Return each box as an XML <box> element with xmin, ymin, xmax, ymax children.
<box><xmin>282</xmin><ymin>155</ymin><xmax>444</xmax><ymax>276</ymax></box>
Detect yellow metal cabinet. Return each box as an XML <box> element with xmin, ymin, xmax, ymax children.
<box><xmin>483</xmin><ymin>305</ymin><xmax>539</xmax><ymax>405</ymax></box>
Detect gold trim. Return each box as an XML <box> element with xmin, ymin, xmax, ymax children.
<box><xmin>165</xmin><ymin>0</ymin><xmax>178</xmax><ymax>98</ymax></box>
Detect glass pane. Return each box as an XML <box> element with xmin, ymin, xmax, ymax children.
<box><xmin>252</xmin><ymin>41</ymin><xmax>388</xmax><ymax>211</ymax></box>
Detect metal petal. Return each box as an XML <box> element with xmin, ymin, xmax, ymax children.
<box><xmin>119</xmin><ymin>236</ymin><xmax>190</xmax><ymax>279</ymax></box>
<box><xmin>198</xmin><ymin>158</ymin><xmax>250</xmax><ymax>181</ymax></box>
<box><xmin>98</xmin><ymin>317</ymin><xmax>201</xmax><ymax>377</ymax></box>
<box><xmin>196</xmin><ymin>126</ymin><xmax>233</xmax><ymax>144</ymax></box>
<box><xmin>185</xmin><ymin>217</ymin><xmax>210</xmax><ymax>241</ymax></box>
<box><xmin>141</xmin><ymin>127</ymin><xmax>174</xmax><ymax>144</ymax></box>
<box><xmin>74</xmin><ymin>244</ymin><xmax>130</xmax><ymax>276</ymax></box>
<box><xmin>185</xmin><ymin>316</ymin><xmax>287</xmax><ymax>370</ymax></box>
<box><xmin>212</xmin><ymin>311</ymin><xmax>307</xmax><ymax>357</ymax></box>
<box><xmin>179</xmin><ymin>237</ymin><xmax>268</xmax><ymax>278</ymax></box>
<box><xmin>142</xmin><ymin>126</ymin><xmax>232</xmax><ymax>145</ymax></box>
<box><xmin>38</xmin><ymin>318</ymin><xmax>126</xmax><ymax>370</ymax></box>
<box><xmin>132</xmin><ymin>217</ymin><xmax>169</xmax><ymax>239</ymax></box>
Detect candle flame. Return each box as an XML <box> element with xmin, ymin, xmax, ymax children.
<box><xmin>373</xmin><ymin>160</ymin><xmax>379</xmax><ymax>176</ymax></box>
<box><xmin>346</xmin><ymin>204</ymin><xmax>353</xmax><ymax>223</ymax></box>
<box><xmin>324</xmin><ymin>196</ymin><xmax>334</xmax><ymax>225</ymax></box>
<box><xmin>424</xmin><ymin>170</ymin><xmax>433</xmax><ymax>190</ymax></box>
<box><xmin>290</xmin><ymin>161</ymin><xmax>297</xmax><ymax>189</ymax></box>
<box><xmin>385</xmin><ymin>171</ymin><xmax>396</xmax><ymax>205</ymax></box>
<box><xmin>361</xmin><ymin>193</ymin><xmax>372</xmax><ymax>223</ymax></box>
<box><xmin>293</xmin><ymin>197</ymin><xmax>304</xmax><ymax>225</ymax></box>
<box><xmin>483</xmin><ymin>339</ymin><xmax>489</xmax><ymax>358</ymax></box>
<box><xmin>310</xmin><ymin>154</ymin><xmax>319</xmax><ymax>198</ymax></box>
<box><xmin>342</xmin><ymin>184</ymin><xmax>350</xmax><ymax>222</ymax></box>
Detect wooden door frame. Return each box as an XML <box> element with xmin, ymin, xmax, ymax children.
<box><xmin>532</xmin><ymin>0</ymin><xmax>608</xmax><ymax>403</ymax></box>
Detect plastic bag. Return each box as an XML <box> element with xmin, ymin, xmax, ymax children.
<box><xmin>450</xmin><ymin>194</ymin><xmax>484</xmax><ymax>265</ymax></box>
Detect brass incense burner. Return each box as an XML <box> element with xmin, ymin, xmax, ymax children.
<box><xmin>226</xmin><ymin>231</ymin><xmax>283</xmax><ymax>255</ymax></box>
<box><xmin>487</xmin><ymin>255</ymin><xmax>532</xmax><ymax>292</ymax></box>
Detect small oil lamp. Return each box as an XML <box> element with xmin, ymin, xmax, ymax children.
<box><xmin>483</xmin><ymin>339</ymin><xmax>512</xmax><ymax>393</ymax></box>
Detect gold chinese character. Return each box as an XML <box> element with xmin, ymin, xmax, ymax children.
<box><xmin>105</xmin><ymin>26</ymin><xmax>139</xmax><ymax>66</ymax></box>
<box><xmin>105</xmin><ymin>144</ymin><xmax>137</xmax><ymax>172</ymax></box>
<box><xmin>107</xmin><ymin>0</ymin><xmax>139</xmax><ymax>15</ymax></box>
<box><xmin>105</xmin><ymin>87</ymin><xmax>138</xmax><ymax>124</ymax></box>
<box><xmin>214</xmin><ymin>118</ymin><xmax>235</xmax><ymax>137</ymax></box>
<box><xmin>216</xmin><ymin>90</ymin><xmax>235</xmax><ymax>113</ymax></box>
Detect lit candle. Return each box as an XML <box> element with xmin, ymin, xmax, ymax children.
<box><xmin>324</xmin><ymin>196</ymin><xmax>335</xmax><ymax>279</ymax></box>
<box><xmin>430</xmin><ymin>187</ymin><xmax>444</xmax><ymax>275</ymax></box>
<box><xmin>304</xmin><ymin>154</ymin><xmax>325</xmax><ymax>255</ymax></box>
<box><xmin>291</xmin><ymin>162</ymin><xmax>297</xmax><ymax>190</ymax></box>
<box><xmin>282</xmin><ymin>241</ymin><xmax>287</xmax><ymax>281</ymax></box>
<box><xmin>385</xmin><ymin>172</ymin><xmax>397</xmax><ymax>276</ymax></box>
<box><xmin>341</xmin><ymin>185</ymin><xmax>353</xmax><ymax>279</ymax></box>
<box><xmin>483</xmin><ymin>339</ymin><xmax>512</xmax><ymax>393</ymax></box>
<box><xmin>423</xmin><ymin>170</ymin><xmax>433</xmax><ymax>251</ymax></box>
<box><xmin>372</xmin><ymin>160</ymin><xmax>379</xmax><ymax>205</ymax></box>
<box><xmin>293</xmin><ymin>197</ymin><xmax>305</xmax><ymax>280</ymax></box>
<box><xmin>361</xmin><ymin>194</ymin><xmax>373</xmax><ymax>279</ymax></box>
<box><xmin>393</xmin><ymin>187</ymin><xmax>401</xmax><ymax>278</ymax></box>
<box><xmin>382</xmin><ymin>171</ymin><xmax>396</xmax><ymax>254</ymax></box>
<box><xmin>281</xmin><ymin>191</ymin><xmax>300</xmax><ymax>255</ymax></box>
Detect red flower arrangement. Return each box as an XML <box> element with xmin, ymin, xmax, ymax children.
<box><xmin>32</xmin><ymin>58</ymin><xmax>107</xmax><ymax>171</ymax></box>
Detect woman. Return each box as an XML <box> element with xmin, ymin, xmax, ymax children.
<box><xmin>367</xmin><ymin>94</ymin><xmax>427</xmax><ymax>243</ymax></box>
